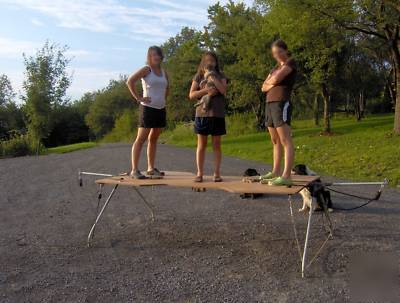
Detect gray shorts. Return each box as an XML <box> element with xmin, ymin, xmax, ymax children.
<box><xmin>265</xmin><ymin>100</ymin><xmax>292</xmax><ymax>128</ymax></box>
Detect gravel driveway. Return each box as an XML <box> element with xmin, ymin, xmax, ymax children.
<box><xmin>1</xmin><ymin>143</ymin><xmax>399</xmax><ymax>302</ymax></box>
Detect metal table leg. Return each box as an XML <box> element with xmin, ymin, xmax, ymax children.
<box><xmin>132</xmin><ymin>186</ymin><xmax>155</xmax><ymax>222</ymax></box>
<box><xmin>288</xmin><ymin>195</ymin><xmax>325</xmax><ymax>278</ymax></box>
<box><xmin>288</xmin><ymin>195</ymin><xmax>302</xmax><ymax>260</ymax></box>
<box><xmin>319</xmin><ymin>191</ymin><xmax>333</xmax><ymax>237</ymax></box>
<box><xmin>96</xmin><ymin>184</ymin><xmax>103</xmax><ymax>213</ymax></box>
<box><xmin>87</xmin><ymin>184</ymin><xmax>119</xmax><ymax>247</ymax></box>
<box><xmin>288</xmin><ymin>195</ymin><xmax>315</xmax><ymax>277</ymax></box>
<box><xmin>301</xmin><ymin>197</ymin><xmax>314</xmax><ymax>278</ymax></box>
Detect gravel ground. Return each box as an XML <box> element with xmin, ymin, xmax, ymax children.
<box><xmin>1</xmin><ymin>143</ymin><xmax>399</xmax><ymax>303</ymax></box>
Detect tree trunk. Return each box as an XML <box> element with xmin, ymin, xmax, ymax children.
<box><xmin>388</xmin><ymin>36</ymin><xmax>400</xmax><ymax>134</ymax></box>
<box><xmin>355</xmin><ymin>91</ymin><xmax>365</xmax><ymax>121</ymax></box>
<box><xmin>313</xmin><ymin>93</ymin><xmax>320</xmax><ymax>126</ymax></box>
<box><xmin>354</xmin><ymin>95</ymin><xmax>360</xmax><ymax>120</ymax></box>
<box><xmin>321</xmin><ymin>84</ymin><xmax>331</xmax><ymax>133</ymax></box>
<box><xmin>387</xmin><ymin>80</ymin><xmax>395</xmax><ymax>108</ymax></box>
<box><xmin>346</xmin><ymin>93</ymin><xmax>350</xmax><ymax>116</ymax></box>
<box><xmin>36</xmin><ymin>138</ymin><xmax>40</xmax><ymax>156</ymax></box>
<box><xmin>360</xmin><ymin>90</ymin><xmax>365</xmax><ymax>119</ymax></box>
<box><xmin>394</xmin><ymin>63</ymin><xmax>400</xmax><ymax>134</ymax></box>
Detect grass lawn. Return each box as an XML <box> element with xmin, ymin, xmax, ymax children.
<box><xmin>162</xmin><ymin>114</ymin><xmax>400</xmax><ymax>186</ymax></box>
<box><xmin>47</xmin><ymin>142</ymin><xmax>97</xmax><ymax>154</ymax></box>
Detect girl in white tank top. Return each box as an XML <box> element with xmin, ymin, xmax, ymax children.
<box><xmin>126</xmin><ymin>46</ymin><xmax>169</xmax><ymax>180</ymax></box>
<box><xmin>141</xmin><ymin>67</ymin><xmax>168</xmax><ymax>109</ymax></box>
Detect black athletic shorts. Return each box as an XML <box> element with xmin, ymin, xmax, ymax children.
<box><xmin>194</xmin><ymin>117</ymin><xmax>226</xmax><ymax>136</ymax></box>
<box><xmin>139</xmin><ymin>105</ymin><xmax>166</xmax><ymax>128</ymax></box>
<box><xmin>265</xmin><ymin>100</ymin><xmax>292</xmax><ymax>128</ymax></box>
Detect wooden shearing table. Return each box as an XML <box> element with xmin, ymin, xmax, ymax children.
<box><xmin>80</xmin><ymin>171</ymin><xmax>331</xmax><ymax>278</ymax></box>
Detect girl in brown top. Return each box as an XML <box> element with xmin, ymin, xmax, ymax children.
<box><xmin>189</xmin><ymin>51</ymin><xmax>228</xmax><ymax>182</ymax></box>
<box><xmin>261</xmin><ymin>40</ymin><xmax>297</xmax><ymax>186</ymax></box>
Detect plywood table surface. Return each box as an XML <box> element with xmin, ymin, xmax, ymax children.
<box><xmin>95</xmin><ymin>171</ymin><xmax>319</xmax><ymax>194</ymax></box>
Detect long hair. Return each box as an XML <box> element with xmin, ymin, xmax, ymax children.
<box><xmin>146</xmin><ymin>46</ymin><xmax>164</xmax><ymax>66</ymax></box>
<box><xmin>271</xmin><ymin>39</ymin><xmax>288</xmax><ymax>51</ymax></box>
<box><xmin>196</xmin><ymin>51</ymin><xmax>221</xmax><ymax>77</ymax></box>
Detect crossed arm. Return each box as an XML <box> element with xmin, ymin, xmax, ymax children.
<box><xmin>261</xmin><ymin>64</ymin><xmax>293</xmax><ymax>93</ymax></box>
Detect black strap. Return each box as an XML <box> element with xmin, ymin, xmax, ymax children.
<box><xmin>327</xmin><ymin>187</ymin><xmax>382</xmax><ymax>211</ymax></box>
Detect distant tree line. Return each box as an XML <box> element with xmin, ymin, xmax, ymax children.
<box><xmin>0</xmin><ymin>0</ymin><xmax>398</xmax><ymax>156</ymax></box>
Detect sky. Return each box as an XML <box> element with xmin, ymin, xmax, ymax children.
<box><xmin>0</xmin><ymin>0</ymin><xmax>252</xmax><ymax>102</ymax></box>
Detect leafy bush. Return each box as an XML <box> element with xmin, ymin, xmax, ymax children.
<box><xmin>0</xmin><ymin>133</ymin><xmax>40</xmax><ymax>157</ymax></box>
<box><xmin>85</xmin><ymin>78</ymin><xmax>135</xmax><ymax>138</ymax></box>
<box><xmin>43</xmin><ymin>104</ymin><xmax>91</xmax><ymax>147</ymax></box>
<box><xmin>163</xmin><ymin>121</ymin><xmax>195</xmax><ymax>142</ymax></box>
<box><xmin>162</xmin><ymin>113</ymin><xmax>258</xmax><ymax>143</ymax></box>
<box><xmin>101</xmin><ymin>109</ymin><xmax>138</xmax><ymax>143</ymax></box>
<box><xmin>225</xmin><ymin>112</ymin><xmax>257</xmax><ymax>136</ymax></box>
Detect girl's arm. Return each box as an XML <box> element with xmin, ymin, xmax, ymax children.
<box><xmin>164</xmin><ymin>70</ymin><xmax>170</xmax><ymax>99</ymax></box>
<box><xmin>262</xmin><ymin>83</ymin><xmax>275</xmax><ymax>93</ymax></box>
<box><xmin>126</xmin><ymin>67</ymin><xmax>151</xmax><ymax>103</ymax></box>
<box><xmin>209</xmin><ymin>76</ymin><xmax>227</xmax><ymax>96</ymax></box>
<box><xmin>189</xmin><ymin>80</ymin><xmax>209</xmax><ymax>100</ymax></box>
<box><xmin>264</xmin><ymin>65</ymin><xmax>293</xmax><ymax>86</ymax></box>
<box><xmin>261</xmin><ymin>73</ymin><xmax>274</xmax><ymax>92</ymax></box>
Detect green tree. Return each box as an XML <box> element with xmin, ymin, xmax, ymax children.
<box><xmin>162</xmin><ymin>27</ymin><xmax>200</xmax><ymax>60</ymax></box>
<box><xmin>162</xmin><ymin>28</ymin><xmax>204</xmax><ymax>121</ymax></box>
<box><xmin>333</xmin><ymin>41</ymin><xmax>386</xmax><ymax>119</ymax></box>
<box><xmin>85</xmin><ymin>77</ymin><xmax>134</xmax><ymax>137</ymax></box>
<box><xmin>300</xmin><ymin>0</ymin><xmax>400</xmax><ymax>133</ymax></box>
<box><xmin>0</xmin><ymin>74</ymin><xmax>15</xmax><ymax>106</ymax></box>
<box><xmin>0</xmin><ymin>75</ymin><xmax>24</xmax><ymax>140</ymax></box>
<box><xmin>22</xmin><ymin>41</ymin><xmax>71</xmax><ymax>150</ymax></box>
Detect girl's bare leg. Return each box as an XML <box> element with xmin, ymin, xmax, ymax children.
<box><xmin>211</xmin><ymin>135</ymin><xmax>222</xmax><ymax>177</ymax></box>
<box><xmin>268</xmin><ymin>127</ymin><xmax>283</xmax><ymax>176</ymax></box>
<box><xmin>196</xmin><ymin>135</ymin><xmax>208</xmax><ymax>177</ymax></box>
<box><xmin>276</xmin><ymin>124</ymin><xmax>294</xmax><ymax>179</ymax></box>
<box><xmin>147</xmin><ymin>128</ymin><xmax>162</xmax><ymax>171</ymax></box>
<box><xmin>131</xmin><ymin>127</ymin><xmax>151</xmax><ymax>173</ymax></box>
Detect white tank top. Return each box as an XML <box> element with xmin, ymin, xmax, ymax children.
<box><xmin>141</xmin><ymin>67</ymin><xmax>168</xmax><ymax>109</ymax></box>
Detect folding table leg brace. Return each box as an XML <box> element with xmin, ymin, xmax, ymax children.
<box><xmin>87</xmin><ymin>184</ymin><xmax>156</xmax><ymax>247</ymax></box>
<box><xmin>288</xmin><ymin>194</ymin><xmax>333</xmax><ymax>278</ymax></box>
<box><xmin>87</xmin><ymin>184</ymin><xmax>119</xmax><ymax>247</ymax></box>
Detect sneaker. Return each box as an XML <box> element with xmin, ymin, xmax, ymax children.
<box><xmin>260</xmin><ymin>177</ymin><xmax>278</xmax><ymax>184</ymax></box>
<box><xmin>129</xmin><ymin>170</ymin><xmax>147</xmax><ymax>179</ymax></box>
<box><xmin>259</xmin><ymin>172</ymin><xmax>276</xmax><ymax>181</ymax></box>
<box><xmin>213</xmin><ymin>176</ymin><xmax>223</xmax><ymax>182</ymax></box>
<box><xmin>146</xmin><ymin>168</ymin><xmax>165</xmax><ymax>179</ymax></box>
<box><xmin>268</xmin><ymin>176</ymin><xmax>293</xmax><ymax>186</ymax></box>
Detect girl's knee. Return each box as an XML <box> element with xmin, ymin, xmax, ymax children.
<box><xmin>135</xmin><ymin>136</ymin><xmax>147</xmax><ymax>145</ymax></box>
<box><xmin>148</xmin><ymin>129</ymin><xmax>161</xmax><ymax>143</ymax></box>
<box><xmin>197</xmin><ymin>141</ymin><xmax>207</xmax><ymax>151</ymax></box>
<box><xmin>198</xmin><ymin>146</ymin><xmax>207</xmax><ymax>153</ymax></box>
<box><xmin>212</xmin><ymin>142</ymin><xmax>221</xmax><ymax>151</ymax></box>
<box><xmin>148</xmin><ymin>135</ymin><xmax>158</xmax><ymax>144</ymax></box>
<box><xmin>280</xmin><ymin>136</ymin><xmax>293</xmax><ymax>147</ymax></box>
<box><xmin>270</xmin><ymin>136</ymin><xmax>280</xmax><ymax>145</ymax></box>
